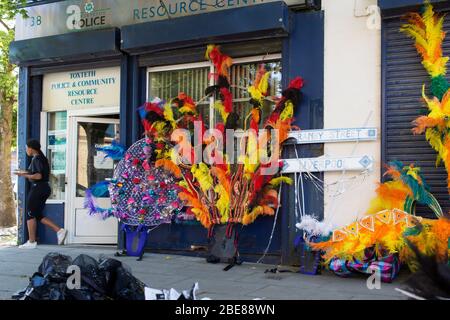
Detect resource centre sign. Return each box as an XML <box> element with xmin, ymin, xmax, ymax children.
<box><xmin>15</xmin><ymin>0</ymin><xmax>305</xmax><ymax>41</ymax></box>
<box><xmin>42</xmin><ymin>66</ymin><xmax>120</xmax><ymax>112</ymax></box>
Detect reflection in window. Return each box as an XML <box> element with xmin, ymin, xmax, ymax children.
<box><xmin>47</xmin><ymin>111</ymin><xmax>67</xmax><ymax>200</ymax></box>
<box><xmin>76</xmin><ymin>122</ymin><xmax>119</xmax><ymax>197</ymax></box>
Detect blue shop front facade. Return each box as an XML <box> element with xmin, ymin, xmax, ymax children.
<box><xmin>11</xmin><ymin>0</ymin><xmax>327</xmax><ymax>265</ymax></box>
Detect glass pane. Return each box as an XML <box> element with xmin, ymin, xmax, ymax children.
<box><xmin>47</xmin><ymin>111</ymin><xmax>67</xmax><ymax>200</ymax></box>
<box><xmin>149</xmin><ymin>66</ymin><xmax>210</xmax><ymax>126</ymax></box>
<box><xmin>216</xmin><ymin>60</ymin><xmax>282</xmax><ymax>129</ymax></box>
<box><xmin>76</xmin><ymin>121</ymin><xmax>120</xmax><ymax>197</ymax></box>
<box><xmin>149</xmin><ymin>67</ymin><xmax>209</xmax><ymax>102</ymax></box>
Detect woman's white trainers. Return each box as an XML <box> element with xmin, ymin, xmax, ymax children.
<box><xmin>57</xmin><ymin>229</ymin><xmax>68</xmax><ymax>245</ymax></box>
<box><xmin>18</xmin><ymin>241</ymin><xmax>37</xmax><ymax>249</ymax></box>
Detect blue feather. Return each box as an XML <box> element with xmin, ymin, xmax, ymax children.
<box><xmin>138</xmin><ymin>104</ymin><xmax>147</xmax><ymax>120</ymax></box>
<box><xmin>96</xmin><ymin>140</ymin><xmax>126</xmax><ymax>161</ymax></box>
<box><xmin>88</xmin><ymin>181</ymin><xmax>111</xmax><ymax>197</ymax></box>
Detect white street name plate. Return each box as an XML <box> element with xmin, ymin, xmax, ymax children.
<box><xmin>281</xmin><ymin>156</ymin><xmax>374</xmax><ymax>173</ymax></box>
<box><xmin>287</xmin><ymin>127</ymin><xmax>377</xmax><ymax>144</ymax></box>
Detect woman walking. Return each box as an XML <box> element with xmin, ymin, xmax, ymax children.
<box><xmin>15</xmin><ymin>139</ymin><xmax>67</xmax><ymax>249</ymax></box>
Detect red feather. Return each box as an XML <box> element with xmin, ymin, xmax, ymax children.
<box><xmin>215</xmin><ymin>122</ymin><xmax>225</xmax><ymax>135</ymax></box>
<box><xmin>208</xmin><ymin>46</ymin><xmax>232</xmax><ymax>77</ymax></box>
<box><xmin>250</xmin><ymin>118</ymin><xmax>259</xmax><ymax>132</ymax></box>
<box><xmin>144</xmin><ymin>102</ymin><xmax>164</xmax><ymax>116</ymax></box>
<box><xmin>220</xmin><ymin>87</ymin><xmax>233</xmax><ymax>113</ymax></box>
<box><xmin>289</xmin><ymin>77</ymin><xmax>304</xmax><ymax>90</ymax></box>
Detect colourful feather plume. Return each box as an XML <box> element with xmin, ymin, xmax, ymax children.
<box><xmin>402</xmin><ymin>3</ymin><xmax>450</xmax><ymax>192</ymax></box>
<box><xmin>83</xmin><ymin>189</ymin><xmax>113</xmax><ymax>220</ymax></box>
<box><xmin>96</xmin><ymin>140</ymin><xmax>126</xmax><ymax>161</ymax></box>
<box><xmin>401</xmin><ymin>2</ymin><xmax>448</xmax><ymax>79</ymax></box>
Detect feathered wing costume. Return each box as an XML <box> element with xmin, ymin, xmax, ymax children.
<box><xmin>401</xmin><ymin>2</ymin><xmax>450</xmax><ymax>191</ymax></box>
<box><xmin>146</xmin><ymin>45</ymin><xmax>302</xmax><ymax>232</ymax></box>
<box><xmin>83</xmin><ymin>137</ymin><xmax>184</xmax><ymax>227</ymax></box>
<box><xmin>302</xmin><ymin>2</ymin><xmax>450</xmax><ymax>282</ymax></box>
<box><xmin>306</xmin><ymin>162</ymin><xmax>449</xmax><ymax>276</ymax></box>
<box><xmin>366</xmin><ymin>161</ymin><xmax>442</xmax><ymax>217</ymax></box>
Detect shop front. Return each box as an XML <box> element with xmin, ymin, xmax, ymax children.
<box><xmin>11</xmin><ymin>0</ymin><xmax>324</xmax><ymax>264</ymax></box>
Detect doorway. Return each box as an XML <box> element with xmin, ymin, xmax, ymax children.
<box><xmin>66</xmin><ymin>116</ymin><xmax>120</xmax><ymax>244</ymax></box>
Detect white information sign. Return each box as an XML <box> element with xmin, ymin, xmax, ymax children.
<box><xmin>94</xmin><ymin>151</ymin><xmax>114</xmax><ymax>169</ymax></box>
<box><xmin>42</xmin><ymin>66</ymin><xmax>120</xmax><ymax>112</ymax></box>
<box><xmin>281</xmin><ymin>155</ymin><xmax>374</xmax><ymax>173</ymax></box>
<box><xmin>287</xmin><ymin>127</ymin><xmax>378</xmax><ymax>144</ymax></box>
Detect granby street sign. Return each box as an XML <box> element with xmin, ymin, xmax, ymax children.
<box><xmin>287</xmin><ymin>127</ymin><xmax>378</xmax><ymax>144</ymax></box>
<box><xmin>15</xmin><ymin>0</ymin><xmax>306</xmax><ymax>41</ymax></box>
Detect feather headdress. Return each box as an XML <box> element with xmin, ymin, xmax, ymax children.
<box><xmin>143</xmin><ymin>45</ymin><xmax>302</xmax><ymax>229</ymax></box>
<box><xmin>401</xmin><ymin>2</ymin><xmax>450</xmax><ymax>192</ymax></box>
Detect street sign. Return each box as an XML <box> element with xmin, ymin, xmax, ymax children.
<box><xmin>287</xmin><ymin>127</ymin><xmax>377</xmax><ymax>144</ymax></box>
<box><xmin>281</xmin><ymin>155</ymin><xmax>374</xmax><ymax>173</ymax></box>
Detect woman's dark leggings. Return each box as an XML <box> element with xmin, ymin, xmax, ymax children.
<box><xmin>26</xmin><ymin>182</ymin><xmax>51</xmax><ymax>221</ymax></box>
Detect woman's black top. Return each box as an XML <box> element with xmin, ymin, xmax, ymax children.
<box><xmin>28</xmin><ymin>154</ymin><xmax>50</xmax><ymax>183</ymax></box>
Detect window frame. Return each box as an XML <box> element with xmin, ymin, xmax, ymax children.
<box><xmin>146</xmin><ymin>53</ymin><xmax>282</xmax><ymax>128</ymax></box>
<box><xmin>40</xmin><ymin>110</ymin><xmax>68</xmax><ymax>204</ymax></box>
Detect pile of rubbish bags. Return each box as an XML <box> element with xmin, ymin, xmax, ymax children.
<box><xmin>12</xmin><ymin>252</ymin><xmax>200</xmax><ymax>300</ymax></box>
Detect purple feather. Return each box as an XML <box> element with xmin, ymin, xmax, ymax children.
<box><xmin>83</xmin><ymin>189</ymin><xmax>113</xmax><ymax>219</ymax></box>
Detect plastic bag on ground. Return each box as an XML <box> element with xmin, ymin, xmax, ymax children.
<box><xmin>12</xmin><ymin>252</ymin><xmax>203</xmax><ymax>300</ymax></box>
<box><xmin>38</xmin><ymin>252</ymin><xmax>72</xmax><ymax>282</ymax></box>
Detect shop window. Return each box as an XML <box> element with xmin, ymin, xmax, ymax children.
<box><xmin>147</xmin><ymin>54</ymin><xmax>282</xmax><ymax>129</ymax></box>
<box><xmin>46</xmin><ymin>111</ymin><xmax>67</xmax><ymax>200</ymax></box>
<box><xmin>228</xmin><ymin>59</ymin><xmax>282</xmax><ymax>129</ymax></box>
<box><xmin>148</xmin><ymin>63</ymin><xmax>212</xmax><ymax>125</ymax></box>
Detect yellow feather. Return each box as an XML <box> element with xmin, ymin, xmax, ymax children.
<box><xmin>401</xmin><ymin>3</ymin><xmax>448</xmax><ymax>77</ymax></box>
<box><xmin>214</xmin><ymin>184</ymin><xmax>230</xmax><ymax>223</ymax></box>
<box><xmin>214</xmin><ymin>101</ymin><xmax>229</xmax><ymax>123</ymax></box>
<box><xmin>163</xmin><ymin>103</ymin><xmax>176</xmax><ymax>129</ymax></box>
<box><xmin>268</xmin><ymin>176</ymin><xmax>293</xmax><ymax>186</ymax></box>
<box><xmin>257</xmin><ymin>71</ymin><xmax>271</xmax><ymax>95</ymax></box>
<box><xmin>280</xmin><ymin>101</ymin><xmax>294</xmax><ymax>121</ymax></box>
<box><xmin>191</xmin><ymin>163</ymin><xmax>213</xmax><ymax>193</ymax></box>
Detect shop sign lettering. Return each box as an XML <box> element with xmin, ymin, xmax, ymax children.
<box><xmin>281</xmin><ymin>156</ymin><xmax>374</xmax><ymax>173</ymax></box>
<box><xmin>287</xmin><ymin>128</ymin><xmax>378</xmax><ymax>144</ymax></box>
<box><xmin>49</xmin><ymin>70</ymin><xmax>116</xmax><ymax>106</ymax></box>
<box><xmin>15</xmin><ymin>0</ymin><xmax>305</xmax><ymax>40</ymax></box>
<box><xmin>43</xmin><ymin>67</ymin><xmax>120</xmax><ymax>112</ymax></box>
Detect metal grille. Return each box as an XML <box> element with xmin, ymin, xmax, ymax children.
<box><xmin>226</xmin><ymin>60</ymin><xmax>282</xmax><ymax>128</ymax></box>
<box><xmin>148</xmin><ymin>58</ymin><xmax>282</xmax><ymax>129</ymax></box>
<box><xmin>149</xmin><ymin>66</ymin><xmax>210</xmax><ymax>123</ymax></box>
<box><xmin>149</xmin><ymin>67</ymin><xmax>209</xmax><ymax>102</ymax></box>
<box><xmin>383</xmin><ymin>16</ymin><xmax>450</xmax><ymax>217</ymax></box>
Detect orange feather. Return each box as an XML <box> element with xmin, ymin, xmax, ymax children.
<box><xmin>155</xmin><ymin>159</ymin><xmax>182</xmax><ymax>178</ymax></box>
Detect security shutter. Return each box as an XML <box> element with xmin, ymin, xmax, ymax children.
<box><xmin>383</xmin><ymin>15</ymin><xmax>450</xmax><ymax>217</ymax></box>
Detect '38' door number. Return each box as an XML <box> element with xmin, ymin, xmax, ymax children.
<box><xmin>28</xmin><ymin>15</ymin><xmax>42</xmax><ymax>27</ymax></box>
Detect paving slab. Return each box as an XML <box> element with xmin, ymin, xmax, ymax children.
<box><xmin>0</xmin><ymin>244</ymin><xmax>408</xmax><ymax>300</ymax></box>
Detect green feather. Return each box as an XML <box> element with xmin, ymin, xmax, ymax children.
<box><xmin>430</xmin><ymin>75</ymin><xmax>450</xmax><ymax>100</ymax></box>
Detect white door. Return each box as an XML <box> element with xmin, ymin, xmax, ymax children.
<box><xmin>66</xmin><ymin>116</ymin><xmax>120</xmax><ymax>244</ymax></box>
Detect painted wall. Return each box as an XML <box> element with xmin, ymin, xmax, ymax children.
<box><xmin>322</xmin><ymin>0</ymin><xmax>381</xmax><ymax>227</ymax></box>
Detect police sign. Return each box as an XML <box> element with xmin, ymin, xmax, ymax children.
<box><xmin>15</xmin><ymin>0</ymin><xmax>307</xmax><ymax>40</ymax></box>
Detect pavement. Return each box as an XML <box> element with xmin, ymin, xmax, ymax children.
<box><xmin>0</xmin><ymin>244</ymin><xmax>409</xmax><ymax>300</ymax></box>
